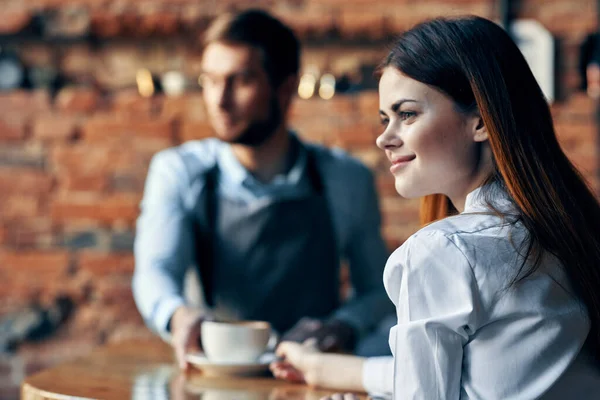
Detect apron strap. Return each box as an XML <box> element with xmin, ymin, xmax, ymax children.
<box><xmin>304</xmin><ymin>147</ymin><xmax>325</xmax><ymax>195</ymax></box>
<box><xmin>192</xmin><ymin>165</ymin><xmax>219</xmax><ymax>307</ymax></box>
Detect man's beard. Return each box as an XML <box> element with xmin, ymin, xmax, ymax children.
<box><xmin>228</xmin><ymin>97</ymin><xmax>282</xmax><ymax>147</ymax></box>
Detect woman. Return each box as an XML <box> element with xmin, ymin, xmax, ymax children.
<box><xmin>271</xmin><ymin>15</ymin><xmax>600</xmax><ymax>399</ymax></box>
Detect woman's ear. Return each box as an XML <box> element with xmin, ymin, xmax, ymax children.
<box><xmin>472</xmin><ymin>116</ymin><xmax>488</xmax><ymax>142</ymax></box>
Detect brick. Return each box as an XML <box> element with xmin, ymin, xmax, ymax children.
<box><xmin>68</xmin><ymin>303</ymin><xmax>117</xmax><ymax>337</ymax></box>
<box><xmin>292</xmin><ymin>119</ymin><xmax>333</xmax><ymax>145</ymax></box>
<box><xmin>179</xmin><ymin>120</ymin><xmax>214</xmax><ymax>143</ymax></box>
<box><xmin>52</xmin><ymin>144</ymin><xmax>131</xmax><ymax>175</ymax></box>
<box><xmin>60</xmin><ymin>229</ymin><xmax>106</xmax><ymax>250</ymax></box>
<box><xmin>60</xmin><ymin>173</ymin><xmax>108</xmax><ymax>192</ymax></box>
<box><xmin>19</xmin><ymin>44</ymin><xmax>54</xmax><ymax>67</ymax></box>
<box><xmin>94</xmin><ymin>45</ymin><xmax>141</xmax><ymax>90</ymax></box>
<box><xmin>110</xmin><ymin>89</ymin><xmax>158</xmax><ymax>117</ymax></box>
<box><xmin>563</xmin><ymin>93</ymin><xmax>595</xmax><ymax>120</ymax></box>
<box><xmin>320</xmin><ymin>96</ymin><xmax>358</xmax><ymax>115</ymax></box>
<box><xmin>0</xmin><ymin>282</ymin><xmax>35</xmax><ymax>308</ymax></box>
<box><xmin>161</xmin><ymin>93</ymin><xmax>206</xmax><ymax>121</ymax></box>
<box><xmin>291</xmin><ymin>96</ymin><xmax>358</xmax><ymax>120</ymax></box>
<box><xmin>531</xmin><ymin>2</ymin><xmax>596</xmax><ymax>35</ymax></box>
<box><xmin>136</xmin><ymin>10</ymin><xmax>180</xmax><ymax>36</ymax></box>
<box><xmin>274</xmin><ymin>8</ymin><xmax>335</xmax><ymax>39</ymax></box>
<box><xmin>382</xmin><ymin>222</ymin><xmax>421</xmax><ymax>245</ymax></box>
<box><xmin>0</xmin><ymin>144</ymin><xmax>46</xmax><ymax>169</ymax></box>
<box><xmin>32</xmin><ymin>114</ymin><xmax>79</xmax><ymax>141</ymax></box>
<box><xmin>376</xmin><ymin>175</ymin><xmax>399</xmax><ymax>196</ymax></box>
<box><xmin>0</xmin><ymin>196</ymin><xmax>39</xmax><ymax>220</ymax></box>
<box><xmin>567</xmin><ymin>153</ymin><xmax>596</xmax><ymax>177</ymax></box>
<box><xmin>50</xmin><ymin>193</ymin><xmax>141</xmax><ymax>225</ymax></box>
<box><xmin>358</xmin><ymin>91</ymin><xmax>380</xmax><ymax>116</ymax></box>
<box><xmin>348</xmin><ymin>148</ymin><xmax>384</xmax><ymax>170</ymax></box>
<box><xmin>331</xmin><ymin>118</ymin><xmax>381</xmax><ymax>148</ymax></box>
<box><xmin>60</xmin><ymin>45</ymin><xmax>94</xmax><ymax>78</ymax></box>
<box><xmin>0</xmin><ymin>168</ymin><xmax>54</xmax><ymax>195</ymax></box>
<box><xmin>103</xmin><ymin>296</ymin><xmax>142</xmax><ymax>323</ymax></box>
<box><xmin>109</xmin><ymin>230</ymin><xmax>135</xmax><ymax>251</ymax></box>
<box><xmin>290</xmin><ymin>99</ymin><xmax>323</xmax><ymax>120</ymax></box>
<box><xmin>78</xmin><ymin>252</ymin><xmax>134</xmax><ymax>277</ymax></box>
<box><xmin>82</xmin><ymin>116</ymin><xmax>174</xmax><ymax>144</ymax></box>
<box><xmin>0</xmin><ymin>250</ymin><xmax>70</xmax><ymax>281</ymax></box>
<box><xmin>52</xmin><ymin>145</ymin><xmax>156</xmax><ymax>192</ymax></box>
<box><xmin>182</xmin><ymin>51</ymin><xmax>204</xmax><ymax>81</ymax></box>
<box><xmin>0</xmin><ymin>90</ymin><xmax>50</xmax><ymax>116</ymax></box>
<box><xmin>88</xmin><ymin>279</ymin><xmax>141</xmax><ymax>321</ymax></box>
<box><xmin>0</xmin><ymin>8</ymin><xmax>31</xmax><ymax>33</ymax></box>
<box><xmin>306</xmin><ymin>0</ymin><xmax>410</xmax><ymax>5</ymax></box>
<box><xmin>338</xmin><ymin>10</ymin><xmax>387</xmax><ymax>40</ymax></box>
<box><xmin>2</xmin><ymin>218</ymin><xmax>55</xmax><ymax>249</ymax></box>
<box><xmin>0</xmin><ymin>115</ymin><xmax>27</xmax><ymax>141</ymax></box>
<box><xmin>554</xmin><ymin>123</ymin><xmax>595</xmax><ymax>149</ymax></box>
<box><xmin>55</xmin><ymin>87</ymin><xmax>100</xmax><ymax>114</ymax></box>
<box><xmin>90</xmin><ymin>10</ymin><xmax>122</xmax><ymax>37</ymax></box>
<box><xmin>380</xmin><ymin>196</ymin><xmax>421</xmax><ymax>224</ymax></box>
<box><xmin>109</xmin><ymin>173</ymin><xmax>145</xmax><ymax>193</ymax></box>
<box><xmin>179</xmin><ymin>3</ymin><xmax>213</xmax><ymax>30</ymax></box>
<box><xmin>386</xmin><ymin>13</ymin><xmax>421</xmax><ymax>34</ymax></box>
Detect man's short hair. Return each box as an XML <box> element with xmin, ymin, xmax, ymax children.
<box><xmin>202</xmin><ymin>9</ymin><xmax>301</xmax><ymax>88</ymax></box>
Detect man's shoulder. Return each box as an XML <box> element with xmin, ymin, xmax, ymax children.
<box><xmin>305</xmin><ymin>142</ymin><xmax>373</xmax><ymax>182</ymax></box>
<box><xmin>151</xmin><ymin>138</ymin><xmax>221</xmax><ymax>178</ymax></box>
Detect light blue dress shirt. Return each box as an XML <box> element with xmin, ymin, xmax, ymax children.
<box><xmin>362</xmin><ymin>184</ymin><xmax>600</xmax><ymax>398</ymax></box>
<box><xmin>132</xmin><ymin>134</ymin><xmax>393</xmax><ymax>340</ymax></box>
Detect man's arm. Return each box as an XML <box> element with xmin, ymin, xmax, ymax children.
<box><xmin>331</xmin><ymin>166</ymin><xmax>395</xmax><ymax>338</ymax></box>
<box><xmin>132</xmin><ymin>150</ymin><xmax>194</xmax><ymax>340</ymax></box>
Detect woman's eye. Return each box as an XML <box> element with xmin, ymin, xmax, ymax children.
<box><xmin>399</xmin><ymin>111</ymin><xmax>416</xmax><ymax>120</ymax></box>
<box><xmin>380</xmin><ymin>118</ymin><xmax>389</xmax><ymax>126</ymax></box>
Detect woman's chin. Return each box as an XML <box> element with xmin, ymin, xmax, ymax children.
<box><xmin>394</xmin><ymin>181</ymin><xmax>419</xmax><ymax>199</ymax></box>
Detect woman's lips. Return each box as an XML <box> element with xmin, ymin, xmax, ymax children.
<box><xmin>390</xmin><ymin>155</ymin><xmax>416</xmax><ymax>173</ymax></box>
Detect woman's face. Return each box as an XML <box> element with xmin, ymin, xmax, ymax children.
<box><xmin>376</xmin><ymin>67</ymin><xmax>489</xmax><ymax>205</ymax></box>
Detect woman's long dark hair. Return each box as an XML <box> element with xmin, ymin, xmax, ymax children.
<box><xmin>380</xmin><ymin>16</ymin><xmax>600</xmax><ymax>360</ymax></box>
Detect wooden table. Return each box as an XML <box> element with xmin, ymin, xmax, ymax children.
<box><xmin>21</xmin><ymin>339</ymin><xmax>367</xmax><ymax>400</ymax></box>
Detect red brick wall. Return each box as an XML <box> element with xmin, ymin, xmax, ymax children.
<box><xmin>0</xmin><ymin>0</ymin><xmax>599</xmax><ymax>398</ymax></box>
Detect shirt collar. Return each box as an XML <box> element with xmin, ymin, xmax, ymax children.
<box><xmin>217</xmin><ymin>131</ymin><xmax>308</xmax><ymax>188</ymax></box>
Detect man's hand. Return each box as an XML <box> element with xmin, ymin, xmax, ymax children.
<box><xmin>170</xmin><ymin>306</ymin><xmax>207</xmax><ymax>370</ymax></box>
<box><xmin>281</xmin><ymin>318</ymin><xmax>357</xmax><ymax>353</ymax></box>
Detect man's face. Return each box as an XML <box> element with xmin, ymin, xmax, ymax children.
<box><xmin>199</xmin><ymin>42</ymin><xmax>281</xmax><ymax>146</ymax></box>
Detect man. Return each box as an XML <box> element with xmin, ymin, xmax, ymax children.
<box><xmin>132</xmin><ymin>9</ymin><xmax>394</xmax><ymax>370</ymax></box>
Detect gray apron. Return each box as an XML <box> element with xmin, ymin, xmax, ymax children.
<box><xmin>192</xmin><ymin>148</ymin><xmax>340</xmax><ymax>334</ymax></box>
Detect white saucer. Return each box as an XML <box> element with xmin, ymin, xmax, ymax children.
<box><xmin>185</xmin><ymin>352</ymin><xmax>276</xmax><ymax>377</ymax></box>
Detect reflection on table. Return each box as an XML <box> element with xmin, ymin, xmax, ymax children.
<box><xmin>21</xmin><ymin>339</ymin><xmax>367</xmax><ymax>400</ymax></box>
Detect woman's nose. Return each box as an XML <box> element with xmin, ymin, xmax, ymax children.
<box><xmin>376</xmin><ymin>127</ymin><xmax>403</xmax><ymax>150</ymax></box>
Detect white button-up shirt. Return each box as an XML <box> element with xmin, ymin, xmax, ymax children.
<box><xmin>362</xmin><ymin>185</ymin><xmax>600</xmax><ymax>399</ymax></box>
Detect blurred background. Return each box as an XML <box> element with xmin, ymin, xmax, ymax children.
<box><xmin>0</xmin><ymin>0</ymin><xmax>599</xmax><ymax>398</ymax></box>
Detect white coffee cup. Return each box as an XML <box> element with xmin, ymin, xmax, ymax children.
<box><xmin>201</xmin><ymin>321</ymin><xmax>272</xmax><ymax>364</ymax></box>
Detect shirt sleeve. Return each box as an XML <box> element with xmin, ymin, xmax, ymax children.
<box><xmin>362</xmin><ymin>356</ymin><xmax>394</xmax><ymax>397</ymax></box>
<box><xmin>386</xmin><ymin>230</ymin><xmax>481</xmax><ymax>399</ymax></box>
<box><xmin>331</xmin><ymin>166</ymin><xmax>395</xmax><ymax>337</ymax></box>
<box><xmin>132</xmin><ymin>150</ymin><xmax>194</xmax><ymax>340</ymax></box>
